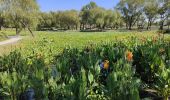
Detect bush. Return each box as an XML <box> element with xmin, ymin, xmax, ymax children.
<box><xmin>0</xmin><ymin>35</ymin><xmax>170</xmax><ymax>99</ymax></box>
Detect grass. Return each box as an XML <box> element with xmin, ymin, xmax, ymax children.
<box><xmin>0</xmin><ymin>30</ymin><xmax>170</xmax><ymax>56</ymax></box>
<box><xmin>0</xmin><ymin>33</ymin><xmax>7</xmax><ymax>41</ymax></box>
<box><xmin>0</xmin><ymin>37</ymin><xmax>6</xmax><ymax>41</ymax></box>
<box><xmin>0</xmin><ymin>28</ymin><xmax>29</xmax><ymax>41</ymax></box>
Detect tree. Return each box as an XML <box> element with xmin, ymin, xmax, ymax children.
<box><xmin>90</xmin><ymin>7</ymin><xmax>105</xmax><ymax>30</ymax></box>
<box><xmin>103</xmin><ymin>10</ymin><xmax>114</xmax><ymax>29</ymax></box>
<box><xmin>117</xmin><ymin>0</ymin><xmax>144</xmax><ymax>30</ymax></box>
<box><xmin>157</xmin><ymin>0</ymin><xmax>170</xmax><ymax>30</ymax></box>
<box><xmin>103</xmin><ymin>10</ymin><xmax>123</xmax><ymax>30</ymax></box>
<box><xmin>80</xmin><ymin>2</ymin><xmax>98</xmax><ymax>30</ymax></box>
<box><xmin>166</xmin><ymin>18</ymin><xmax>170</xmax><ymax>30</ymax></box>
<box><xmin>137</xmin><ymin>14</ymin><xmax>146</xmax><ymax>30</ymax></box>
<box><xmin>60</xmin><ymin>10</ymin><xmax>79</xmax><ymax>30</ymax></box>
<box><xmin>38</xmin><ymin>12</ymin><xmax>53</xmax><ymax>30</ymax></box>
<box><xmin>144</xmin><ymin>0</ymin><xmax>158</xmax><ymax>30</ymax></box>
<box><xmin>80</xmin><ymin>2</ymin><xmax>124</xmax><ymax>31</ymax></box>
<box><xmin>38</xmin><ymin>10</ymin><xmax>79</xmax><ymax>31</ymax></box>
<box><xmin>112</xmin><ymin>10</ymin><xmax>123</xmax><ymax>29</ymax></box>
<box><xmin>0</xmin><ymin>0</ymin><xmax>39</xmax><ymax>36</ymax></box>
<box><xmin>0</xmin><ymin>0</ymin><xmax>6</xmax><ymax>30</ymax></box>
<box><xmin>0</xmin><ymin>14</ymin><xmax>4</xmax><ymax>30</ymax></box>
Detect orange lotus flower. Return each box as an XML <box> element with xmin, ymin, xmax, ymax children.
<box><xmin>126</xmin><ymin>51</ymin><xmax>133</xmax><ymax>61</ymax></box>
<box><xmin>103</xmin><ymin>60</ymin><xmax>109</xmax><ymax>69</ymax></box>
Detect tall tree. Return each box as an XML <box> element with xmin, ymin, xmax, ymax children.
<box><xmin>38</xmin><ymin>10</ymin><xmax>79</xmax><ymax>30</ymax></box>
<box><xmin>0</xmin><ymin>13</ymin><xmax>4</xmax><ymax>30</ymax></box>
<box><xmin>117</xmin><ymin>0</ymin><xmax>144</xmax><ymax>30</ymax></box>
<box><xmin>144</xmin><ymin>0</ymin><xmax>158</xmax><ymax>30</ymax></box>
<box><xmin>0</xmin><ymin>0</ymin><xmax>39</xmax><ymax>36</ymax></box>
<box><xmin>80</xmin><ymin>2</ymin><xmax>98</xmax><ymax>30</ymax></box>
<box><xmin>157</xmin><ymin>0</ymin><xmax>170</xmax><ymax>30</ymax></box>
<box><xmin>112</xmin><ymin>10</ymin><xmax>123</xmax><ymax>29</ymax></box>
<box><xmin>38</xmin><ymin>12</ymin><xmax>53</xmax><ymax>30</ymax></box>
<box><xmin>90</xmin><ymin>7</ymin><xmax>105</xmax><ymax>30</ymax></box>
<box><xmin>0</xmin><ymin>0</ymin><xmax>6</xmax><ymax>30</ymax></box>
<box><xmin>137</xmin><ymin>14</ymin><xmax>146</xmax><ymax>30</ymax></box>
<box><xmin>103</xmin><ymin>10</ymin><xmax>115</xmax><ymax>29</ymax></box>
<box><xmin>59</xmin><ymin>10</ymin><xmax>79</xmax><ymax>30</ymax></box>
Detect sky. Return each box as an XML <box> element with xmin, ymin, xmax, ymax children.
<box><xmin>37</xmin><ymin>0</ymin><xmax>119</xmax><ymax>12</ymax></box>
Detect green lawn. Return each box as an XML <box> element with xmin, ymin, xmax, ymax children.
<box><xmin>0</xmin><ymin>37</ymin><xmax>6</xmax><ymax>41</ymax></box>
<box><xmin>0</xmin><ymin>33</ymin><xmax>7</xmax><ymax>41</ymax></box>
<box><xmin>0</xmin><ymin>30</ymin><xmax>169</xmax><ymax>55</ymax></box>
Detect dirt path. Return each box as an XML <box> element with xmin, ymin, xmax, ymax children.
<box><xmin>0</xmin><ymin>36</ymin><xmax>22</xmax><ymax>46</ymax></box>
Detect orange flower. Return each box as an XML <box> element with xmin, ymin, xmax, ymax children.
<box><xmin>103</xmin><ymin>60</ymin><xmax>109</xmax><ymax>69</ymax></box>
<box><xmin>126</xmin><ymin>51</ymin><xmax>133</xmax><ymax>61</ymax></box>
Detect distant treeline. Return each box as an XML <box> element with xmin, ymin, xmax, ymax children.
<box><xmin>37</xmin><ymin>8</ymin><xmax>122</xmax><ymax>31</ymax></box>
<box><xmin>0</xmin><ymin>0</ymin><xmax>170</xmax><ymax>35</ymax></box>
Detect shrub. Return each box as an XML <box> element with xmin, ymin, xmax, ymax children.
<box><xmin>0</xmin><ymin>35</ymin><xmax>170</xmax><ymax>99</ymax></box>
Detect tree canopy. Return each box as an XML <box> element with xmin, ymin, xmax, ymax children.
<box><xmin>0</xmin><ymin>0</ymin><xmax>39</xmax><ymax>36</ymax></box>
<box><xmin>116</xmin><ymin>0</ymin><xmax>145</xmax><ymax>30</ymax></box>
<box><xmin>1</xmin><ymin>0</ymin><xmax>170</xmax><ymax>33</ymax></box>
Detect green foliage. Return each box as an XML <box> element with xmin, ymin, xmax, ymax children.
<box><xmin>106</xmin><ymin>63</ymin><xmax>140</xmax><ymax>100</ymax></box>
<box><xmin>144</xmin><ymin>0</ymin><xmax>158</xmax><ymax>30</ymax></box>
<box><xmin>80</xmin><ymin>2</ymin><xmax>123</xmax><ymax>31</ymax></box>
<box><xmin>117</xmin><ymin>0</ymin><xmax>145</xmax><ymax>30</ymax></box>
<box><xmin>0</xmin><ymin>33</ymin><xmax>170</xmax><ymax>99</ymax></box>
<box><xmin>0</xmin><ymin>0</ymin><xmax>39</xmax><ymax>35</ymax></box>
<box><xmin>38</xmin><ymin>10</ymin><xmax>79</xmax><ymax>31</ymax></box>
<box><xmin>1</xmin><ymin>0</ymin><xmax>170</xmax><ymax>32</ymax></box>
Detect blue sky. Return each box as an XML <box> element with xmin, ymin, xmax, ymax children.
<box><xmin>37</xmin><ymin>0</ymin><xmax>119</xmax><ymax>12</ymax></box>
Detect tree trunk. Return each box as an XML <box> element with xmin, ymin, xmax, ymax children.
<box><xmin>16</xmin><ymin>27</ymin><xmax>22</xmax><ymax>36</ymax></box>
<box><xmin>147</xmin><ymin>21</ymin><xmax>152</xmax><ymax>30</ymax></box>
<box><xmin>20</xmin><ymin>21</ymin><xmax>34</xmax><ymax>37</ymax></box>
<box><xmin>147</xmin><ymin>24</ymin><xmax>149</xmax><ymax>30</ymax></box>
<box><xmin>83</xmin><ymin>24</ymin><xmax>85</xmax><ymax>30</ymax></box>
<box><xmin>28</xmin><ymin>27</ymin><xmax>34</xmax><ymax>37</ymax></box>
<box><xmin>75</xmin><ymin>25</ymin><xmax>77</xmax><ymax>30</ymax></box>
<box><xmin>0</xmin><ymin>18</ymin><xmax>4</xmax><ymax>31</ymax></box>
<box><xmin>0</xmin><ymin>14</ymin><xmax>2</xmax><ymax>31</ymax></box>
<box><xmin>126</xmin><ymin>22</ymin><xmax>128</xmax><ymax>29</ymax></box>
<box><xmin>102</xmin><ymin>24</ymin><xmax>106</xmax><ymax>30</ymax></box>
<box><xmin>160</xmin><ymin>21</ymin><xmax>164</xmax><ymax>30</ymax></box>
<box><xmin>129</xmin><ymin>23</ymin><xmax>132</xmax><ymax>30</ymax></box>
<box><xmin>16</xmin><ymin>27</ymin><xmax>19</xmax><ymax>36</ymax></box>
<box><xmin>149</xmin><ymin>22</ymin><xmax>152</xmax><ymax>30</ymax></box>
<box><xmin>80</xmin><ymin>24</ymin><xmax>82</xmax><ymax>30</ymax></box>
<box><xmin>128</xmin><ymin>17</ymin><xmax>133</xmax><ymax>30</ymax></box>
<box><xmin>147</xmin><ymin>21</ymin><xmax>150</xmax><ymax>30</ymax></box>
<box><xmin>160</xmin><ymin>15</ymin><xmax>165</xmax><ymax>30</ymax></box>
